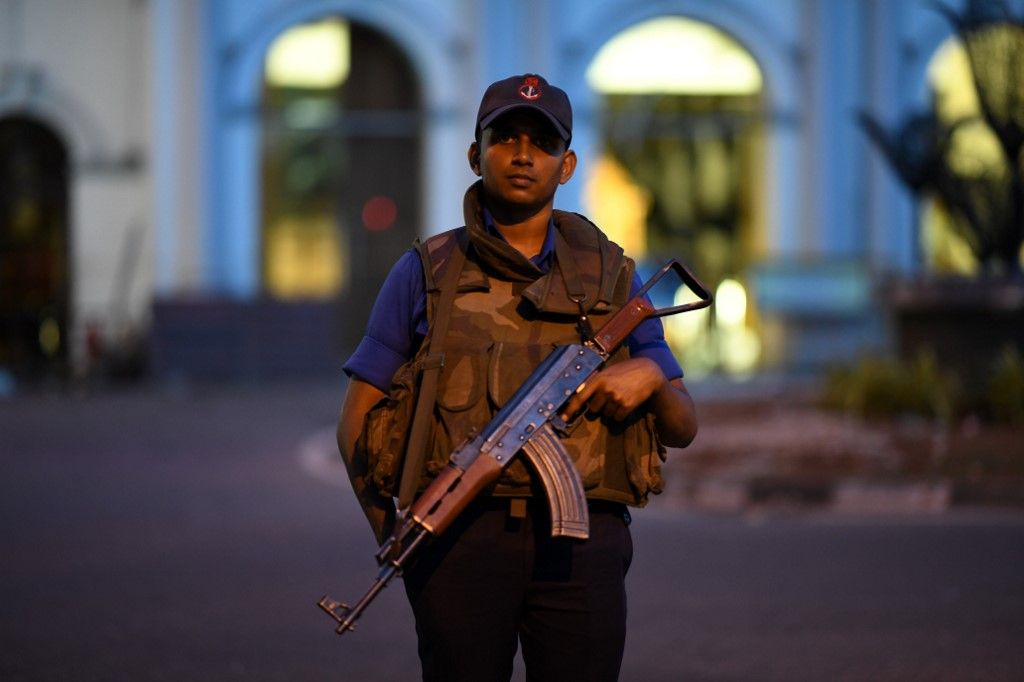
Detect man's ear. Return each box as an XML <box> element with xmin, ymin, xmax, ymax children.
<box><xmin>468</xmin><ymin>142</ymin><xmax>481</xmax><ymax>176</ymax></box>
<box><xmin>559</xmin><ymin>149</ymin><xmax>577</xmax><ymax>185</ymax></box>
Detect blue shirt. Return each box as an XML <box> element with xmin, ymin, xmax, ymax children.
<box><xmin>344</xmin><ymin>218</ymin><xmax>683</xmax><ymax>391</ymax></box>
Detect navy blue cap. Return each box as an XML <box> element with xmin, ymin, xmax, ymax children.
<box><xmin>476</xmin><ymin>74</ymin><xmax>572</xmax><ymax>144</ymax></box>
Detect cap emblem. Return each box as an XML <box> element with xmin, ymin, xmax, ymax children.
<box><xmin>518</xmin><ymin>76</ymin><xmax>542</xmax><ymax>101</ymax></box>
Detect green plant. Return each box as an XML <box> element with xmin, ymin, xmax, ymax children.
<box><xmin>821</xmin><ymin>351</ymin><xmax>959</xmax><ymax>421</ymax></box>
<box><xmin>987</xmin><ymin>346</ymin><xmax>1024</xmax><ymax>424</ymax></box>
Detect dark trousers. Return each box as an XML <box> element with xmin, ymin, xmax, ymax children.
<box><xmin>402</xmin><ymin>498</ymin><xmax>633</xmax><ymax>682</ymax></box>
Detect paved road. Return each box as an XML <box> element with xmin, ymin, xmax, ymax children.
<box><xmin>2</xmin><ymin>381</ymin><xmax>1023</xmax><ymax>681</ymax></box>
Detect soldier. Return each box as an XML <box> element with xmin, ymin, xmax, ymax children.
<box><xmin>339</xmin><ymin>73</ymin><xmax>697</xmax><ymax>681</ymax></box>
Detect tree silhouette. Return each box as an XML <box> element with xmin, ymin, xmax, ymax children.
<box><xmin>860</xmin><ymin>0</ymin><xmax>1024</xmax><ymax>275</ymax></box>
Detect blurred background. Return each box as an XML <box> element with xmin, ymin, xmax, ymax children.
<box><xmin>0</xmin><ymin>0</ymin><xmax>1019</xmax><ymax>388</ymax></box>
<box><xmin>2</xmin><ymin>0</ymin><xmax>1024</xmax><ymax>680</ymax></box>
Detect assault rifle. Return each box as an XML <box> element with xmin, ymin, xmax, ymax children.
<box><xmin>319</xmin><ymin>259</ymin><xmax>713</xmax><ymax>634</ymax></box>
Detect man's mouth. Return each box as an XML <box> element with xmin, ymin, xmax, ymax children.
<box><xmin>507</xmin><ymin>174</ymin><xmax>534</xmax><ymax>187</ymax></box>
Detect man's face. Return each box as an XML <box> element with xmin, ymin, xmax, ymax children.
<box><xmin>472</xmin><ymin>108</ymin><xmax>575</xmax><ymax>212</ymax></box>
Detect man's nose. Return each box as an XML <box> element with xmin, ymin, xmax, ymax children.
<box><xmin>512</xmin><ymin>135</ymin><xmax>532</xmax><ymax>163</ymax></box>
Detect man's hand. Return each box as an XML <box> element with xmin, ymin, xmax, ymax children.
<box><xmin>560</xmin><ymin>357</ymin><xmax>698</xmax><ymax>448</ymax></box>
<box><xmin>561</xmin><ymin>357</ymin><xmax>664</xmax><ymax>422</ymax></box>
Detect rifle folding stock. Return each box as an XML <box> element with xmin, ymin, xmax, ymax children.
<box><xmin>320</xmin><ymin>259</ymin><xmax>712</xmax><ymax>635</ymax></box>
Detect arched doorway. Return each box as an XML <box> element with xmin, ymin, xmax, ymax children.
<box><xmin>584</xmin><ymin>16</ymin><xmax>765</xmax><ymax>377</ymax></box>
<box><xmin>0</xmin><ymin>116</ymin><xmax>70</xmax><ymax>383</ymax></box>
<box><xmin>260</xmin><ymin>17</ymin><xmax>421</xmax><ymax>350</ymax></box>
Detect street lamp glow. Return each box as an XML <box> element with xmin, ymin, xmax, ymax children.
<box><xmin>715</xmin><ymin>278</ymin><xmax>747</xmax><ymax>327</ymax></box>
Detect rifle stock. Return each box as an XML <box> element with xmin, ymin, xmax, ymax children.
<box><xmin>319</xmin><ymin>259</ymin><xmax>712</xmax><ymax>635</ymax></box>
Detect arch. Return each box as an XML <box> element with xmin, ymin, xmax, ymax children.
<box><xmin>561</xmin><ymin>0</ymin><xmax>801</xmax><ymax>120</ymax></box>
<box><xmin>585</xmin><ymin>16</ymin><xmax>764</xmax><ymax>95</ymax></box>
<box><xmin>210</xmin><ymin>0</ymin><xmax>465</xmax><ymax>297</ymax></box>
<box><xmin>258</xmin><ymin>18</ymin><xmax>424</xmax><ymax>349</ymax></box>
<box><xmin>0</xmin><ymin>66</ymin><xmax>111</xmax><ymax>169</ymax></box>
<box><xmin>575</xmin><ymin>12</ymin><xmax>770</xmax><ymax>376</ymax></box>
<box><xmin>223</xmin><ymin>0</ymin><xmax>457</xmax><ymax>114</ymax></box>
<box><xmin>555</xmin><ymin>0</ymin><xmax>802</xmax><ymax>258</ymax></box>
<box><xmin>0</xmin><ymin>115</ymin><xmax>72</xmax><ymax>380</ymax></box>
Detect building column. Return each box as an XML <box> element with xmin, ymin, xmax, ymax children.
<box><xmin>151</xmin><ymin>0</ymin><xmax>207</xmax><ymax>296</ymax></box>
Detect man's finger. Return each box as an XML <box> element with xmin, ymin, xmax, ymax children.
<box><xmin>588</xmin><ymin>391</ymin><xmax>609</xmax><ymax>416</ymax></box>
<box><xmin>562</xmin><ymin>379</ymin><xmax>599</xmax><ymax>420</ymax></box>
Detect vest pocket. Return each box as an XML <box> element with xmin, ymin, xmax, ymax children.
<box><xmin>487</xmin><ymin>341</ymin><xmax>556</xmax><ymax>407</ymax></box>
<box><xmin>362</xmin><ymin>398</ymin><xmax>402</xmax><ymax>494</ymax></box>
<box><xmin>358</xmin><ymin>359</ymin><xmax>418</xmax><ymax>497</ymax></box>
<box><xmin>486</xmin><ymin>342</ymin><xmax>561</xmax><ymax>487</ymax></box>
<box><xmin>436</xmin><ymin>349</ymin><xmax>486</xmax><ymax>412</ymax></box>
<box><xmin>359</xmin><ymin>363</ymin><xmax>417</xmax><ymax>496</ymax></box>
<box><xmin>429</xmin><ymin>345</ymin><xmax>492</xmax><ymax>476</ymax></box>
<box><xmin>622</xmin><ymin>412</ymin><xmax>666</xmax><ymax>501</ymax></box>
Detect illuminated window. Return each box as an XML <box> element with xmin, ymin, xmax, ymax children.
<box><xmin>585</xmin><ymin>16</ymin><xmax>764</xmax><ymax>376</ymax></box>
<box><xmin>265</xmin><ymin>19</ymin><xmax>350</xmax><ymax>89</ymax></box>
<box><xmin>586</xmin><ymin>17</ymin><xmax>762</xmax><ymax>95</ymax></box>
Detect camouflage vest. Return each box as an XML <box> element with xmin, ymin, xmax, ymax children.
<box><xmin>361</xmin><ymin>183</ymin><xmax>666</xmax><ymax>507</ymax></box>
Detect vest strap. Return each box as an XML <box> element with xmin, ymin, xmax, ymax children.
<box><xmin>397</xmin><ymin>228</ymin><xmax>468</xmax><ymax>509</ymax></box>
<box><xmin>553</xmin><ymin>228</ymin><xmax>595</xmax><ymax>342</ymax></box>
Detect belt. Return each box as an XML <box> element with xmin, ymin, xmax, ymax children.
<box><xmin>478</xmin><ymin>496</ymin><xmax>627</xmax><ymax>519</ymax></box>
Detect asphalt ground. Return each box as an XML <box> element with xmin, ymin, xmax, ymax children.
<box><xmin>2</xmin><ymin>380</ymin><xmax>1023</xmax><ymax>681</ymax></box>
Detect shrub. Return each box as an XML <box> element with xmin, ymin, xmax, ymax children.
<box><xmin>822</xmin><ymin>351</ymin><xmax>958</xmax><ymax>421</ymax></box>
<box><xmin>987</xmin><ymin>346</ymin><xmax>1024</xmax><ymax>424</ymax></box>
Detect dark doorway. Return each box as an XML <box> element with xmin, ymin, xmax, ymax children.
<box><xmin>0</xmin><ymin>116</ymin><xmax>71</xmax><ymax>382</ymax></box>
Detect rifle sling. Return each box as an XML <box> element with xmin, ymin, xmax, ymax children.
<box><xmin>553</xmin><ymin>228</ymin><xmax>594</xmax><ymax>343</ymax></box>
<box><xmin>397</xmin><ymin>228</ymin><xmax>468</xmax><ymax>509</ymax></box>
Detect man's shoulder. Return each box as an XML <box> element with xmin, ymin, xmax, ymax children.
<box><xmin>416</xmin><ymin>226</ymin><xmax>466</xmax><ymax>291</ymax></box>
<box><xmin>546</xmin><ymin>210</ymin><xmax>635</xmax><ymax>313</ymax></box>
<box><xmin>552</xmin><ymin>210</ymin><xmax>627</xmax><ymax>261</ymax></box>
<box><xmin>552</xmin><ymin>209</ymin><xmax>633</xmax><ymax>274</ymax></box>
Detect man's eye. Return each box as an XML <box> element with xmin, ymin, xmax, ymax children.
<box><xmin>496</xmin><ymin>133</ymin><xmax>516</xmax><ymax>143</ymax></box>
<box><xmin>533</xmin><ymin>136</ymin><xmax>561</xmax><ymax>153</ymax></box>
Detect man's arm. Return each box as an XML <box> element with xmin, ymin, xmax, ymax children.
<box><xmin>561</xmin><ymin>357</ymin><xmax>697</xmax><ymax>448</ymax></box>
<box><xmin>337</xmin><ymin>378</ymin><xmax>396</xmax><ymax>543</ymax></box>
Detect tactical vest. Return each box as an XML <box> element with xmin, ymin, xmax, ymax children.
<box><xmin>359</xmin><ymin>183</ymin><xmax>666</xmax><ymax>507</ymax></box>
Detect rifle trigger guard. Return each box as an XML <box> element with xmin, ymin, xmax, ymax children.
<box><xmin>550</xmin><ymin>412</ymin><xmax>583</xmax><ymax>437</ymax></box>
